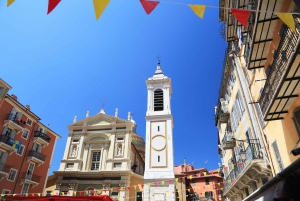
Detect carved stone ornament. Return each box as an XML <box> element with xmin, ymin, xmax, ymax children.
<box><xmin>84</xmin><ymin>144</ymin><xmax>90</xmax><ymax>149</ymax></box>
<box><xmin>69</xmin><ymin>183</ymin><xmax>76</xmax><ymax>189</ymax></box>
<box><xmin>103</xmin><ymin>183</ymin><xmax>110</xmax><ymax>188</ymax></box>
<box><xmin>104</xmin><ymin>143</ymin><xmax>109</xmax><ymax>149</ymax></box>
<box><xmin>55</xmin><ymin>182</ymin><xmax>62</xmax><ymax>189</ymax></box>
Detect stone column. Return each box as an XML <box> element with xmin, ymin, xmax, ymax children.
<box><xmin>76</xmin><ymin>135</ymin><xmax>85</xmax><ymax>160</ymax></box>
<box><xmin>63</xmin><ymin>136</ymin><xmax>72</xmax><ymax>160</ymax></box>
<box><xmin>82</xmin><ymin>144</ymin><xmax>90</xmax><ymax>171</ymax></box>
<box><xmin>108</xmin><ymin>133</ymin><xmax>116</xmax><ymax>159</ymax></box>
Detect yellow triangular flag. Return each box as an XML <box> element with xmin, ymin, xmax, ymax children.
<box><xmin>1</xmin><ymin>194</ymin><xmax>4</xmax><ymax>197</ymax></box>
<box><xmin>175</xmin><ymin>178</ymin><xmax>178</xmax><ymax>183</ymax></box>
<box><xmin>162</xmin><ymin>181</ymin><xmax>165</xmax><ymax>185</ymax></box>
<box><xmin>188</xmin><ymin>5</ymin><xmax>206</xmax><ymax>19</ymax></box>
<box><xmin>134</xmin><ymin>185</ymin><xmax>137</xmax><ymax>190</ymax></box>
<box><xmin>187</xmin><ymin>189</ymin><xmax>190</xmax><ymax>192</ymax></box>
<box><xmin>13</xmin><ymin>194</ymin><xmax>16</xmax><ymax>197</ymax></box>
<box><xmin>38</xmin><ymin>194</ymin><xmax>40</xmax><ymax>197</ymax></box>
<box><xmin>232</xmin><ymin>164</ymin><xmax>234</xmax><ymax>169</ymax></box>
<box><xmin>93</xmin><ymin>0</ymin><xmax>110</xmax><ymax>20</ymax></box>
<box><xmin>74</xmin><ymin>192</ymin><xmax>77</xmax><ymax>196</ymax></box>
<box><xmin>276</xmin><ymin>12</ymin><xmax>296</xmax><ymax>32</ymax></box>
<box><xmin>97</xmin><ymin>190</ymin><xmax>101</xmax><ymax>194</ymax></box>
<box><xmin>218</xmin><ymin>182</ymin><xmax>220</xmax><ymax>186</ymax></box>
<box><xmin>203</xmin><ymin>172</ymin><xmax>206</xmax><ymax>176</ymax></box>
<box><xmin>110</xmin><ymin>188</ymin><xmax>113</xmax><ymax>192</ymax></box>
<box><xmin>148</xmin><ymin>183</ymin><xmax>151</xmax><ymax>187</ymax></box>
<box><xmin>26</xmin><ymin>194</ymin><xmax>28</xmax><ymax>197</ymax></box>
<box><xmin>62</xmin><ymin>192</ymin><xmax>64</xmax><ymax>195</ymax></box>
<box><xmin>189</xmin><ymin>175</ymin><xmax>193</xmax><ymax>179</ymax></box>
<box><xmin>217</xmin><ymin>168</ymin><xmax>220</xmax><ymax>173</ymax></box>
<box><xmin>245</xmin><ymin>160</ymin><xmax>249</xmax><ymax>164</ymax></box>
<box><xmin>7</xmin><ymin>0</ymin><xmax>14</xmax><ymax>7</ymax></box>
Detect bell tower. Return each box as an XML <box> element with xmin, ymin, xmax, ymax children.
<box><xmin>144</xmin><ymin>60</ymin><xmax>175</xmax><ymax>201</ymax></box>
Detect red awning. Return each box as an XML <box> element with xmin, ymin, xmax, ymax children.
<box><xmin>5</xmin><ymin>195</ymin><xmax>114</xmax><ymax>201</ymax></box>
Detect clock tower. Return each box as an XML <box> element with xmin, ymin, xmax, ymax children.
<box><xmin>144</xmin><ymin>61</ymin><xmax>175</xmax><ymax>201</ymax></box>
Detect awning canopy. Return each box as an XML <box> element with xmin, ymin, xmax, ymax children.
<box><xmin>5</xmin><ymin>195</ymin><xmax>114</xmax><ymax>201</ymax></box>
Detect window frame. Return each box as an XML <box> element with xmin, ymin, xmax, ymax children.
<box><xmin>26</xmin><ymin>118</ymin><xmax>32</xmax><ymax>127</ymax></box>
<box><xmin>7</xmin><ymin>168</ymin><xmax>18</xmax><ymax>182</ymax></box>
<box><xmin>21</xmin><ymin>128</ymin><xmax>30</xmax><ymax>140</ymax></box>
<box><xmin>90</xmin><ymin>151</ymin><xmax>101</xmax><ymax>170</ymax></box>
<box><xmin>136</xmin><ymin>191</ymin><xmax>143</xmax><ymax>201</ymax></box>
<box><xmin>21</xmin><ymin>183</ymin><xmax>30</xmax><ymax>194</ymax></box>
<box><xmin>153</xmin><ymin>89</ymin><xmax>164</xmax><ymax>111</ymax></box>
<box><xmin>16</xmin><ymin>145</ymin><xmax>25</xmax><ymax>156</ymax></box>
<box><xmin>2</xmin><ymin>189</ymin><xmax>10</xmax><ymax>194</ymax></box>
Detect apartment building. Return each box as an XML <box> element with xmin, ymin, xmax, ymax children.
<box><xmin>0</xmin><ymin>78</ymin><xmax>61</xmax><ymax>194</ymax></box>
<box><xmin>216</xmin><ymin>0</ymin><xmax>300</xmax><ymax>200</ymax></box>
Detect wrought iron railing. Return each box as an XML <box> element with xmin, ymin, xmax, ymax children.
<box><xmin>6</xmin><ymin>114</ymin><xmax>22</xmax><ymax>125</ymax></box>
<box><xmin>221</xmin><ymin>132</ymin><xmax>234</xmax><ymax>146</ymax></box>
<box><xmin>21</xmin><ymin>172</ymin><xmax>41</xmax><ymax>183</ymax></box>
<box><xmin>259</xmin><ymin>16</ymin><xmax>300</xmax><ymax>118</ymax></box>
<box><xmin>0</xmin><ymin>162</ymin><xmax>12</xmax><ymax>173</ymax></box>
<box><xmin>223</xmin><ymin>142</ymin><xmax>262</xmax><ymax>192</ymax></box>
<box><xmin>34</xmin><ymin>131</ymin><xmax>51</xmax><ymax>142</ymax></box>
<box><xmin>0</xmin><ymin>135</ymin><xmax>15</xmax><ymax>147</ymax></box>
<box><xmin>28</xmin><ymin>150</ymin><xmax>46</xmax><ymax>162</ymax></box>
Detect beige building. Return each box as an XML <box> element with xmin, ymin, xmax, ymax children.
<box><xmin>46</xmin><ymin>109</ymin><xmax>145</xmax><ymax>201</ymax></box>
<box><xmin>217</xmin><ymin>0</ymin><xmax>300</xmax><ymax>200</ymax></box>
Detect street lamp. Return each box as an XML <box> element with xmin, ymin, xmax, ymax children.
<box><xmin>239</xmin><ymin>149</ymin><xmax>247</xmax><ymax>161</ymax></box>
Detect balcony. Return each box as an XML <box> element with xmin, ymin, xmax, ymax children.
<box><xmin>246</xmin><ymin>0</ymin><xmax>282</xmax><ymax>70</ymax></box>
<box><xmin>222</xmin><ymin>143</ymin><xmax>272</xmax><ymax>199</ymax></box>
<box><xmin>259</xmin><ymin>15</ymin><xmax>300</xmax><ymax>120</ymax></box>
<box><xmin>33</xmin><ymin>131</ymin><xmax>51</xmax><ymax>147</ymax></box>
<box><xmin>0</xmin><ymin>135</ymin><xmax>16</xmax><ymax>154</ymax></box>
<box><xmin>0</xmin><ymin>162</ymin><xmax>12</xmax><ymax>180</ymax></box>
<box><xmin>221</xmin><ymin>132</ymin><xmax>235</xmax><ymax>150</ymax></box>
<box><xmin>20</xmin><ymin>172</ymin><xmax>41</xmax><ymax>188</ymax></box>
<box><xmin>27</xmin><ymin>150</ymin><xmax>46</xmax><ymax>166</ymax></box>
<box><xmin>3</xmin><ymin>114</ymin><xmax>25</xmax><ymax>132</ymax></box>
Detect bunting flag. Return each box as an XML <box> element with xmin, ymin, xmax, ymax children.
<box><xmin>224</xmin><ymin>166</ymin><xmax>228</xmax><ymax>171</ymax></box>
<box><xmin>38</xmin><ymin>194</ymin><xmax>40</xmax><ymax>197</ymax></box>
<box><xmin>232</xmin><ymin>178</ymin><xmax>236</xmax><ymax>182</ymax></box>
<box><xmin>218</xmin><ymin>182</ymin><xmax>220</xmax><ymax>186</ymax></box>
<box><xmin>188</xmin><ymin>5</ymin><xmax>206</xmax><ymax>19</ymax></box>
<box><xmin>182</xmin><ymin>177</ymin><xmax>186</xmax><ymax>181</ymax></box>
<box><xmin>187</xmin><ymin>189</ymin><xmax>190</xmax><ymax>192</ymax></box>
<box><xmin>116</xmin><ymin>188</ymin><xmax>119</xmax><ymax>192</ymax></box>
<box><xmin>7</xmin><ymin>0</ymin><xmax>14</xmax><ymax>7</ymax></box>
<box><xmin>32</xmin><ymin>194</ymin><xmax>35</xmax><ymax>197</ymax></box>
<box><xmin>228</xmin><ymin>180</ymin><xmax>231</xmax><ymax>184</ymax></box>
<box><xmin>162</xmin><ymin>181</ymin><xmax>165</xmax><ymax>185</ymax></box>
<box><xmin>154</xmin><ymin>182</ymin><xmax>158</xmax><ymax>186</ymax></box>
<box><xmin>276</xmin><ymin>12</ymin><xmax>296</xmax><ymax>32</ymax></box>
<box><xmin>217</xmin><ymin>168</ymin><xmax>220</xmax><ymax>173</ymax></box>
<box><xmin>13</xmin><ymin>194</ymin><xmax>16</xmax><ymax>197</ymax></box>
<box><xmin>238</xmin><ymin>162</ymin><xmax>242</xmax><ymax>167</ymax></box>
<box><xmin>79</xmin><ymin>191</ymin><xmax>82</xmax><ymax>196</ymax></box>
<box><xmin>203</xmin><ymin>172</ymin><xmax>206</xmax><ymax>176</ymax></box>
<box><xmin>175</xmin><ymin>178</ymin><xmax>179</xmax><ymax>183</ymax></box>
<box><xmin>1</xmin><ymin>195</ymin><xmax>4</xmax><ymax>197</ymax></box>
<box><xmin>74</xmin><ymin>192</ymin><xmax>77</xmax><ymax>196</ymax></box>
<box><xmin>168</xmin><ymin>179</ymin><xmax>172</xmax><ymax>184</ymax></box>
<box><xmin>140</xmin><ymin>0</ymin><xmax>159</xmax><ymax>14</ymax></box>
<box><xmin>189</xmin><ymin>175</ymin><xmax>193</xmax><ymax>179</ymax></box>
<box><xmin>231</xmin><ymin>164</ymin><xmax>234</xmax><ymax>169</ymax></box>
<box><xmin>147</xmin><ymin>183</ymin><xmax>151</xmax><ymax>187</ymax></box>
<box><xmin>245</xmin><ymin>160</ymin><xmax>249</xmax><ymax>164</ymax></box>
<box><xmin>93</xmin><ymin>0</ymin><xmax>110</xmax><ymax>20</ymax></box>
<box><xmin>231</xmin><ymin>9</ymin><xmax>250</xmax><ymax>28</ymax></box>
<box><xmin>47</xmin><ymin>0</ymin><xmax>61</xmax><ymax>14</ymax></box>
<box><xmin>138</xmin><ymin>184</ymin><xmax>144</xmax><ymax>190</ymax></box>
<box><xmin>133</xmin><ymin>185</ymin><xmax>137</xmax><ymax>191</ymax></box>
<box><xmin>127</xmin><ymin>186</ymin><xmax>130</xmax><ymax>191</ymax></box>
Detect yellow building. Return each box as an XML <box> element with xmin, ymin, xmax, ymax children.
<box><xmin>217</xmin><ymin>0</ymin><xmax>300</xmax><ymax>200</ymax></box>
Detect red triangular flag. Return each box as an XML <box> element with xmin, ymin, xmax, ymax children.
<box><xmin>141</xmin><ymin>184</ymin><xmax>144</xmax><ymax>189</ymax></box>
<box><xmin>127</xmin><ymin>186</ymin><xmax>130</xmax><ymax>191</ymax></box>
<box><xmin>231</xmin><ymin>9</ymin><xmax>250</xmax><ymax>28</ymax></box>
<box><xmin>79</xmin><ymin>191</ymin><xmax>82</xmax><ymax>196</ymax></box>
<box><xmin>238</xmin><ymin>162</ymin><xmax>242</xmax><ymax>167</ymax></box>
<box><xmin>154</xmin><ymin>182</ymin><xmax>158</xmax><ymax>186</ymax></box>
<box><xmin>47</xmin><ymin>0</ymin><xmax>61</xmax><ymax>14</ymax></box>
<box><xmin>31</xmin><ymin>194</ymin><xmax>34</xmax><ymax>197</ymax></box>
<box><xmin>223</xmin><ymin>181</ymin><xmax>226</xmax><ymax>185</ymax></box>
<box><xmin>168</xmin><ymin>180</ymin><xmax>172</xmax><ymax>184</ymax></box>
<box><xmin>140</xmin><ymin>0</ymin><xmax>159</xmax><ymax>14</ymax></box>
<box><xmin>116</xmin><ymin>188</ymin><xmax>119</xmax><ymax>192</ymax></box>
<box><xmin>182</xmin><ymin>177</ymin><xmax>186</xmax><ymax>181</ymax></box>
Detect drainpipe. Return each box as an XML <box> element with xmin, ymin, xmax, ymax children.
<box><xmin>12</xmin><ymin>119</ymin><xmax>38</xmax><ymax>193</ymax></box>
<box><xmin>231</xmin><ymin>52</ymin><xmax>275</xmax><ymax>177</ymax></box>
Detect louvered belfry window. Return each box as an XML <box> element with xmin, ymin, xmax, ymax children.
<box><xmin>154</xmin><ymin>89</ymin><xmax>164</xmax><ymax>111</ymax></box>
<box><xmin>293</xmin><ymin>107</ymin><xmax>300</xmax><ymax>136</ymax></box>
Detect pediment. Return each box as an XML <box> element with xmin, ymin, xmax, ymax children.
<box><xmin>87</xmin><ymin>117</ymin><xmax>113</xmax><ymax>126</ymax></box>
<box><xmin>90</xmin><ymin>137</ymin><xmax>106</xmax><ymax>141</ymax></box>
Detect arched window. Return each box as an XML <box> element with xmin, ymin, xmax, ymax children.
<box><xmin>154</xmin><ymin>89</ymin><xmax>164</xmax><ymax>111</ymax></box>
<box><xmin>293</xmin><ymin>107</ymin><xmax>300</xmax><ymax>136</ymax></box>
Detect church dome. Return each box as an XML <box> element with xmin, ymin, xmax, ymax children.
<box><xmin>131</xmin><ymin>133</ymin><xmax>145</xmax><ymax>159</ymax></box>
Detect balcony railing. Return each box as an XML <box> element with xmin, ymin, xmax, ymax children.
<box><xmin>28</xmin><ymin>150</ymin><xmax>46</xmax><ymax>162</ymax></box>
<box><xmin>0</xmin><ymin>162</ymin><xmax>12</xmax><ymax>173</ymax></box>
<box><xmin>0</xmin><ymin>135</ymin><xmax>15</xmax><ymax>147</ymax></box>
<box><xmin>223</xmin><ymin>142</ymin><xmax>262</xmax><ymax>192</ymax></box>
<box><xmin>6</xmin><ymin>114</ymin><xmax>26</xmax><ymax>126</ymax></box>
<box><xmin>259</xmin><ymin>15</ymin><xmax>300</xmax><ymax>118</ymax></box>
<box><xmin>21</xmin><ymin>172</ymin><xmax>41</xmax><ymax>183</ymax></box>
<box><xmin>34</xmin><ymin>131</ymin><xmax>51</xmax><ymax>142</ymax></box>
<box><xmin>221</xmin><ymin>132</ymin><xmax>235</xmax><ymax>150</ymax></box>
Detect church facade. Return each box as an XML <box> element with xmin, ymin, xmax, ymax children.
<box><xmin>49</xmin><ymin>109</ymin><xmax>145</xmax><ymax>201</ymax></box>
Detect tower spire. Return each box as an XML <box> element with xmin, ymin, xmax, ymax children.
<box><xmin>153</xmin><ymin>55</ymin><xmax>164</xmax><ymax>77</ymax></box>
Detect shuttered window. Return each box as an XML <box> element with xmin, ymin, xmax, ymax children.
<box><xmin>154</xmin><ymin>89</ymin><xmax>164</xmax><ymax>111</ymax></box>
<box><xmin>272</xmin><ymin>141</ymin><xmax>284</xmax><ymax>172</ymax></box>
<box><xmin>255</xmin><ymin>103</ymin><xmax>265</xmax><ymax>128</ymax></box>
<box><xmin>293</xmin><ymin>107</ymin><xmax>300</xmax><ymax>136</ymax></box>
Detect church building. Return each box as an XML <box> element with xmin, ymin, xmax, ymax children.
<box><xmin>48</xmin><ymin>109</ymin><xmax>145</xmax><ymax>201</ymax></box>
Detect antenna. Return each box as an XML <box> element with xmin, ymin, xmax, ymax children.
<box><xmin>204</xmin><ymin>159</ymin><xmax>208</xmax><ymax>169</ymax></box>
<box><xmin>102</xmin><ymin>98</ymin><xmax>106</xmax><ymax>109</ymax></box>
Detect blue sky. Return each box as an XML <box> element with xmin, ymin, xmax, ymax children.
<box><xmin>0</xmin><ymin>0</ymin><xmax>227</xmax><ymax>174</ymax></box>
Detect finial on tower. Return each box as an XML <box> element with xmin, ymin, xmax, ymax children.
<box><xmin>100</xmin><ymin>98</ymin><xmax>106</xmax><ymax>114</ymax></box>
<box><xmin>128</xmin><ymin>111</ymin><xmax>131</xmax><ymax>121</ymax></box>
<box><xmin>86</xmin><ymin>111</ymin><xmax>89</xmax><ymax>118</ymax></box>
<box><xmin>153</xmin><ymin>55</ymin><xmax>164</xmax><ymax>77</ymax></box>
<box><xmin>156</xmin><ymin>54</ymin><xmax>161</xmax><ymax>65</ymax></box>
<box><xmin>115</xmin><ymin>108</ymin><xmax>118</xmax><ymax>117</ymax></box>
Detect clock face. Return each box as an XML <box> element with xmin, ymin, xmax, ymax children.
<box><xmin>152</xmin><ymin>136</ymin><xmax>166</xmax><ymax>151</ymax></box>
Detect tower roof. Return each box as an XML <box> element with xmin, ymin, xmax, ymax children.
<box><xmin>149</xmin><ymin>61</ymin><xmax>168</xmax><ymax>80</ymax></box>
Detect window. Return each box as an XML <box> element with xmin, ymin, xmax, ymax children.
<box><xmin>2</xmin><ymin>189</ymin><xmax>10</xmax><ymax>194</ymax></box>
<box><xmin>26</xmin><ymin>163</ymin><xmax>35</xmax><ymax>180</ymax></box>
<box><xmin>229</xmin><ymin>70</ymin><xmax>236</xmax><ymax>88</ymax></box>
<box><xmin>114</xmin><ymin>163</ymin><xmax>122</xmax><ymax>168</ymax></box>
<box><xmin>226</xmin><ymin>86</ymin><xmax>231</xmax><ymax>102</ymax></box>
<box><xmin>293</xmin><ymin>107</ymin><xmax>300</xmax><ymax>136</ymax></box>
<box><xmin>7</xmin><ymin>169</ymin><xmax>17</xmax><ymax>181</ymax></box>
<box><xmin>192</xmin><ymin>179</ymin><xmax>195</xmax><ymax>186</ymax></box>
<box><xmin>136</xmin><ymin>192</ymin><xmax>143</xmax><ymax>201</ymax></box>
<box><xmin>231</xmin><ymin>105</ymin><xmax>238</xmax><ymax>130</ymax></box>
<box><xmin>33</xmin><ymin>142</ymin><xmax>42</xmax><ymax>153</ymax></box>
<box><xmin>17</xmin><ymin>145</ymin><xmax>25</xmax><ymax>156</ymax></box>
<box><xmin>91</xmin><ymin>151</ymin><xmax>101</xmax><ymax>170</ymax></box>
<box><xmin>67</xmin><ymin>163</ymin><xmax>74</xmax><ymax>168</ymax></box>
<box><xmin>158</xmin><ymin>126</ymin><xmax>160</xmax><ymax>131</ymax></box>
<box><xmin>72</xmin><ymin>139</ymin><xmax>79</xmax><ymax>143</ymax></box>
<box><xmin>22</xmin><ymin>129</ymin><xmax>29</xmax><ymax>139</ymax></box>
<box><xmin>205</xmin><ymin>178</ymin><xmax>209</xmax><ymax>185</ymax></box>
<box><xmin>154</xmin><ymin>89</ymin><xmax>164</xmax><ymax>111</ymax></box>
<box><xmin>117</xmin><ymin>138</ymin><xmax>124</xmax><ymax>141</ymax></box>
<box><xmin>26</xmin><ymin>119</ymin><xmax>32</xmax><ymax>126</ymax></box>
<box><xmin>205</xmin><ymin>192</ymin><xmax>213</xmax><ymax>198</ymax></box>
<box><xmin>158</xmin><ymin>155</ymin><xmax>160</xmax><ymax>162</ymax></box>
<box><xmin>245</xmin><ymin>187</ymin><xmax>249</xmax><ymax>196</ymax></box>
<box><xmin>2</xmin><ymin>127</ymin><xmax>12</xmax><ymax>136</ymax></box>
<box><xmin>236</xmin><ymin>92</ymin><xmax>245</xmax><ymax>117</ymax></box>
<box><xmin>21</xmin><ymin>183</ymin><xmax>30</xmax><ymax>194</ymax></box>
<box><xmin>272</xmin><ymin>141</ymin><xmax>284</xmax><ymax>171</ymax></box>
<box><xmin>111</xmin><ymin>192</ymin><xmax>118</xmax><ymax>198</ymax></box>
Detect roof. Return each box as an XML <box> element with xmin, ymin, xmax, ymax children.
<box><xmin>0</xmin><ymin>78</ymin><xmax>12</xmax><ymax>90</ymax></box>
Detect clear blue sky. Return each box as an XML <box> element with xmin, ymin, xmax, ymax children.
<box><xmin>0</xmin><ymin>0</ymin><xmax>227</xmax><ymax>174</ymax></box>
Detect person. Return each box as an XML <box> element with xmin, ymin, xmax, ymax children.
<box><xmin>274</xmin><ymin>171</ymin><xmax>300</xmax><ymax>201</ymax></box>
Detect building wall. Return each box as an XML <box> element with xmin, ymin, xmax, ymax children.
<box><xmin>0</xmin><ymin>80</ymin><xmax>60</xmax><ymax>195</ymax></box>
<box><xmin>129</xmin><ymin>174</ymin><xmax>144</xmax><ymax>201</ymax></box>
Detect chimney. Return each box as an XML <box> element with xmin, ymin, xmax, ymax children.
<box><xmin>26</xmin><ymin>105</ymin><xmax>30</xmax><ymax>110</ymax></box>
<box><xmin>11</xmin><ymin>94</ymin><xmax>18</xmax><ymax>101</ymax></box>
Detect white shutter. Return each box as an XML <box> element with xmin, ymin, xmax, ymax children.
<box><xmin>10</xmin><ymin>130</ymin><xmax>16</xmax><ymax>138</ymax></box>
<box><xmin>38</xmin><ymin>144</ymin><xmax>42</xmax><ymax>153</ymax></box>
<box><xmin>33</xmin><ymin>143</ymin><xmax>37</xmax><ymax>151</ymax></box>
<box><xmin>2</xmin><ymin>127</ymin><xmax>8</xmax><ymax>135</ymax></box>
